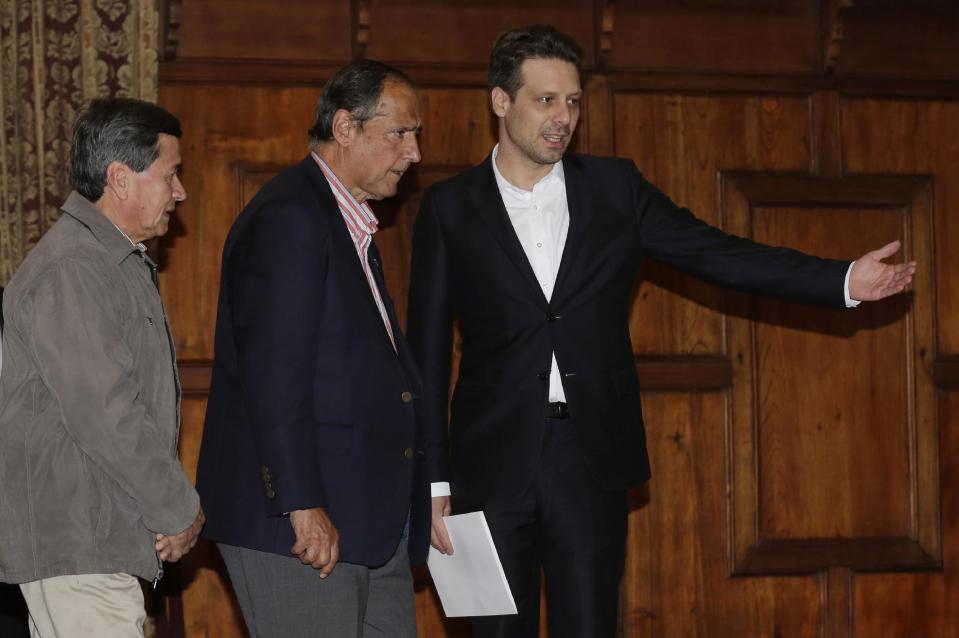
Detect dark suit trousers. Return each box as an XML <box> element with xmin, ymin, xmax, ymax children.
<box><xmin>457</xmin><ymin>413</ymin><xmax>628</xmax><ymax>638</ymax></box>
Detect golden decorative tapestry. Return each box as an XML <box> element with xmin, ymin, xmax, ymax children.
<box><xmin>0</xmin><ymin>0</ymin><xmax>159</xmax><ymax>286</ymax></box>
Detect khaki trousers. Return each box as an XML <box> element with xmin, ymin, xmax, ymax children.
<box><xmin>19</xmin><ymin>573</ymin><xmax>145</xmax><ymax>638</ymax></box>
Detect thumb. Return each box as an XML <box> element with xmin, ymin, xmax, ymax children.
<box><xmin>869</xmin><ymin>240</ymin><xmax>901</xmax><ymax>261</ymax></box>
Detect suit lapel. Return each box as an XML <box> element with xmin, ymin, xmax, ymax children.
<box><xmin>304</xmin><ymin>158</ymin><xmax>399</xmax><ymax>356</ymax></box>
<box><xmin>551</xmin><ymin>155</ymin><xmax>591</xmax><ymax>307</ymax></box>
<box><xmin>469</xmin><ymin>157</ymin><xmax>549</xmax><ymax>306</ymax></box>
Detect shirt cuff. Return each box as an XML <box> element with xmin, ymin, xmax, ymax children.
<box><xmin>844</xmin><ymin>261</ymin><xmax>861</xmax><ymax>308</ymax></box>
<box><xmin>431</xmin><ymin>482</ymin><xmax>451</xmax><ymax>498</ymax></box>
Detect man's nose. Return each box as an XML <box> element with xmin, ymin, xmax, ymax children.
<box><xmin>173</xmin><ymin>175</ymin><xmax>187</xmax><ymax>202</ymax></box>
<box><xmin>405</xmin><ymin>135</ymin><xmax>421</xmax><ymax>163</ymax></box>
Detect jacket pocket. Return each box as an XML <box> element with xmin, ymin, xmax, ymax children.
<box><xmin>316</xmin><ymin>422</ymin><xmax>353</xmax><ymax>457</ymax></box>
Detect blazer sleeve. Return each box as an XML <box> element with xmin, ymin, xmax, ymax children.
<box><xmin>407</xmin><ymin>189</ymin><xmax>453</xmax><ymax>484</ymax></box>
<box><xmin>629</xmin><ymin>163</ymin><xmax>850</xmax><ymax>307</ymax></box>
<box><xmin>230</xmin><ymin>201</ymin><xmax>330</xmax><ymax>515</ymax></box>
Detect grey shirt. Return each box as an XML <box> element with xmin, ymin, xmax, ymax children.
<box><xmin>0</xmin><ymin>192</ymin><xmax>199</xmax><ymax>583</ymax></box>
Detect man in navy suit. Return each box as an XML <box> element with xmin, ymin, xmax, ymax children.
<box><xmin>197</xmin><ymin>60</ymin><xmax>429</xmax><ymax>638</ymax></box>
<box><xmin>408</xmin><ymin>25</ymin><xmax>916</xmax><ymax>638</ymax></box>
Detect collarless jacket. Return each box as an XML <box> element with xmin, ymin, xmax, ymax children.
<box><xmin>0</xmin><ymin>192</ymin><xmax>199</xmax><ymax>584</ymax></box>
<box><xmin>408</xmin><ymin>154</ymin><xmax>851</xmax><ymax>504</ymax></box>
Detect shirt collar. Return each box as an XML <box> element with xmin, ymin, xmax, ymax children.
<box><xmin>59</xmin><ymin>191</ymin><xmax>147</xmax><ymax>264</ymax></box>
<box><xmin>311</xmin><ymin>152</ymin><xmax>379</xmax><ymax>235</ymax></box>
<box><xmin>490</xmin><ymin>144</ymin><xmax>565</xmax><ymax>196</ymax></box>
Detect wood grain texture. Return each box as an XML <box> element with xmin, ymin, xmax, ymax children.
<box><xmin>722</xmin><ymin>173</ymin><xmax>939</xmax><ymax>581</ymax></box>
<box><xmin>175</xmin><ymin>0</ymin><xmax>352</xmax><ymax>62</ymax></box>
<box><xmin>156</xmin><ymin>3</ymin><xmax>957</xmax><ymax>636</ymax></box>
<box><xmin>612</xmin><ymin>93</ymin><xmax>810</xmax><ymax>357</ymax></box>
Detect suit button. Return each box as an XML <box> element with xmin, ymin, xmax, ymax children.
<box><xmin>547</xmin><ymin>314</ymin><xmax>558</xmax><ymax>323</ymax></box>
<box><xmin>403</xmin><ymin>447</ymin><xmax>414</xmax><ymax>459</ymax></box>
<box><xmin>266</xmin><ymin>489</ymin><xmax>276</xmax><ymax>499</ymax></box>
<box><xmin>401</xmin><ymin>391</ymin><xmax>413</xmax><ymax>403</ymax></box>
<box><xmin>537</xmin><ymin>370</ymin><xmax>549</xmax><ymax>380</ymax></box>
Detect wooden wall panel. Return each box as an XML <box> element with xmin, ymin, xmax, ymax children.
<box><xmin>176</xmin><ymin>0</ymin><xmax>352</xmax><ymax>62</ymax></box>
<box><xmin>853</xmin><ymin>394</ymin><xmax>959</xmax><ymax>636</ymax></box>
<box><xmin>157</xmin><ymin>2</ymin><xmax>958</xmax><ymax>636</ymax></box>
<box><xmin>611</xmin><ymin>93</ymin><xmax>811</xmax><ymax>355</ymax></box>
<box><xmin>366</xmin><ymin>0</ymin><xmax>596</xmax><ymax>68</ymax></box>
<box><xmin>175</xmin><ymin>398</ymin><xmax>247</xmax><ymax>637</ymax></box>
<box><xmin>159</xmin><ymin>85</ymin><xmax>326</xmax><ymax>358</ymax></box>
<box><xmin>843</xmin><ymin>99</ymin><xmax>959</xmax><ymax>353</ymax></box>
<box><xmin>752</xmin><ymin>207</ymin><xmax>910</xmax><ymax>540</ymax></box>
<box><xmin>629</xmin><ymin>392</ymin><xmax>822</xmax><ymax>635</ymax></box>
<box><xmin>609</xmin><ymin>2</ymin><xmax>818</xmax><ymax>74</ymax></box>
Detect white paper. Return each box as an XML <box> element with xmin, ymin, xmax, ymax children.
<box><xmin>427</xmin><ymin>511</ymin><xmax>517</xmax><ymax>617</ymax></box>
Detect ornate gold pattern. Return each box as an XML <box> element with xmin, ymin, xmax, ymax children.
<box><xmin>0</xmin><ymin>0</ymin><xmax>159</xmax><ymax>285</ymax></box>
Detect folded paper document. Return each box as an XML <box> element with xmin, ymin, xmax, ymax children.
<box><xmin>427</xmin><ymin>511</ymin><xmax>517</xmax><ymax>617</ymax></box>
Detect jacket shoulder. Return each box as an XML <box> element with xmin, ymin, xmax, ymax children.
<box><xmin>423</xmin><ymin>161</ymin><xmax>489</xmax><ymax>203</ymax></box>
<box><xmin>564</xmin><ymin>153</ymin><xmax>636</xmax><ymax>177</ymax></box>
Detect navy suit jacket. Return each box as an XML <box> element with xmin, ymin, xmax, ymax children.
<box><xmin>408</xmin><ymin>154</ymin><xmax>852</xmax><ymax>504</ymax></box>
<box><xmin>198</xmin><ymin>156</ymin><xmax>430</xmax><ymax>566</ymax></box>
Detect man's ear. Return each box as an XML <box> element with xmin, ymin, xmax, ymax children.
<box><xmin>103</xmin><ymin>161</ymin><xmax>131</xmax><ymax>201</ymax></box>
<box><xmin>490</xmin><ymin>87</ymin><xmax>511</xmax><ymax>118</ymax></box>
<box><xmin>331</xmin><ymin>109</ymin><xmax>355</xmax><ymax>146</ymax></box>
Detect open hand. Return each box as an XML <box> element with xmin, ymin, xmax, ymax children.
<box><xmin>848</xmin><ymin>240</ymin><xmax>917</xmax><ymax>302</ymax></box>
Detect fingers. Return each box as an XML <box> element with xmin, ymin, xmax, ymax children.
<box><xmin>430</xmin><ymin>516</ymin><xmax>454</xmax><ymax>555</ymax></box>
<box><xmin>870</xmin><ymin>240</ymin><xmax>902</xmax><ymax>261</ymax></box>
<box><xmin>318</xmin><ymin>540</ymin><xmax>339</xmax><ymax>579</ymax></box>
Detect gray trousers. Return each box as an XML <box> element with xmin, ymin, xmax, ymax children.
<box><xmin>218</xmin><ymin>540</ymin><xmax>416</xmax><ymax>638</ymax></box>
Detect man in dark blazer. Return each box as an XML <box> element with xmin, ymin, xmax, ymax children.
<box><xmin>197</xmin><ymin>60</ymin><xmax>429</xmax><ymax>637</ymax></box>
<box><xmin>407</xmin><ymin>25</ymin><xmax>916</xmax><ymax>638</ymax></box>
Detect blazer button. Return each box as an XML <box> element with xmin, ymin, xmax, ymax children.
<box><xmin>537</xmin><ymin>370</ymin><xmax>549</xmax><ymax>381</ymax></box>
<box><xmin>403</xmin><ymin>447</ymin><xmax>414</xmax><ymax>459</ymax></box>
<box><xmin>401</xmin><ymin>391</ymin><xmax>413</xmax><ymax>403</ymax></box>
<box><xmin>547</xmin><ymin>314</ymin><xmax>558</xmax><ymax>323</ymax></box>
<box><xmin>266</xmin><ymin>489</ymin><xmax>276</xmax><ymax>499</ymax></box>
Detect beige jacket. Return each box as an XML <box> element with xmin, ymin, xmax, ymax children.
<box><xmin>0</xmin><ymin>192</ymin><xmax>199</xmax><ymax>584</ymax></box>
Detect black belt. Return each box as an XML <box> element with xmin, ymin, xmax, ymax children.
<box><xmin>545</xmin><ymin>401</ymin><xmax>570</xmax><ymax>419</ymax></box>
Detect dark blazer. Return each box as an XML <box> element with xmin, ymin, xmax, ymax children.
<box><xmin>408</xmin><ymin>154</ymin><xmax>850</xmax><ymax>504</ymax></box>
<box><xmin>198</xmin><ymin>156</ymin><xmax>430</xmax><ymax>567</ymax></box>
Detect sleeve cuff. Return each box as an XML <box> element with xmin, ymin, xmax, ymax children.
<box><xmin>431</xmin><ymin>482</ymin><xmax>451</xmax><ymax>497</ymax></box>
<box><xmin>844</xmin><ymin>261</ymin><xmax>861</xmax><ymax>308</ymax></box>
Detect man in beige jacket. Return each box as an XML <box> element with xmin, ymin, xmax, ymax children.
<box><xmin>0</xmin><ymin>98</ymin><xmax>203</xmax><ymax>637</ymax></box>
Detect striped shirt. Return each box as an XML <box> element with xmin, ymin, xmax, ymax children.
<box><xmin>311</xmin><ymin>153</ymin><xmax>396</xmax><ymax>351</ymax></box>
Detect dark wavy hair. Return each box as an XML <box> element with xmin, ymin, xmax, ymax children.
<box><xmin>488</xmin><ymin>25</ymin><xmax>583</xmax><ymax>100</ymax></box>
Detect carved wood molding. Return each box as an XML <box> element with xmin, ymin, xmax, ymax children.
<box><xmin>179</xmin><ymin>355</ymin><xmax>734</xmax><ymax>397</ymax></box>
<box><xmin>636</xmin><ymin>355</ymin><xmax>732</xmax><ymax>391</ymax></box>
<box><xmin>158</xmin><ymin>0</ymin><xmax>181</xmax><ymax>62</ymax></box>
<box><xmin>181</xmin><ymin>353</ymin><xmax>959</xmax><ymax>397</ymax></box>
<box><xmin>353</xmin><ymin>0</ymin><xmax>371</xmax><ymax>59</ymax></box>
<box><xmin>721</xmin><ymin>172</ymin><xmax>940</xmax><ymax>577</ymax></box>
<box><xmin>598</xmin><ymin>0</ymin><xmax>615</xmax><ymax>68</ymax></box>
<box><xmin>821</xmin><ymin>0</ymin><xmax>854</xmax><ymax>74</ymax></box>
